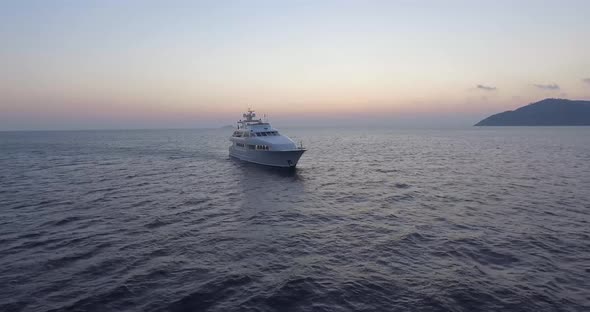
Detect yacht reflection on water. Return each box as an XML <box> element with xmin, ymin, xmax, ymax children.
<box><xmin>234</xmin><ymin>155</ymin><xmax>306</xmax><ymax>213</ymax></box>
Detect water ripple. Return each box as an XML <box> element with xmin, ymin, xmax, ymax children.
<box><xmin>0</xmin><ymin>128</ymin><xmax>589</xmax><ymax>311</ymax></box>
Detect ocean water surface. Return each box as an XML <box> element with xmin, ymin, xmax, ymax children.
<box><xmin>0</xmin><ymin>127</ymin><xmax>589</xmax><ymax>311</ymax></box>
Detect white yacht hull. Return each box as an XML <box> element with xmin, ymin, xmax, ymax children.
<box><xmin>229</xmin><ymin>147</ymin><xmax>305</xmax><ymax>168</ymax></box>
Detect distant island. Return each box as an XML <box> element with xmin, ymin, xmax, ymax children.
<box><xmin>475</xmin><ymin>98</ymin><xmax>590</xmax><ymax>126</ymax></box>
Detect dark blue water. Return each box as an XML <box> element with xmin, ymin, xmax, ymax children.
<box><xmin>1</xmin><ymin>127</ymin><xmax>589</xmax><ymax>312</ymax></box>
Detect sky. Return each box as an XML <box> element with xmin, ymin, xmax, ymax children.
<box><xmin>1</xmin><ymin>0</ymin><xmax>590</xmax><ymax>130</ymax></box>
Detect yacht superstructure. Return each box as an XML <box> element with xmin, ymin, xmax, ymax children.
<box><xmin>229</xmin><ymin>109</ymin><xmax>305</xmax><ymax>168</ymax></box>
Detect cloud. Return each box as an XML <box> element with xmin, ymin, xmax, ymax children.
<box><xmin>476</xmin><ymin>84</ymin><xmax>496</xmax><ymax>91</ymax></box>
<box><xmin>534</xmin><ymin>83</ymin><xmax>560</xmax><ymax>90</ymax></box>
<box><xmin>582</xmin><ymin>78</ymin><xmax>590</xmax><ymax>85</ymax></box>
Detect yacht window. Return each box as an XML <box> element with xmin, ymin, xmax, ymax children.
<box><xmin>248</xmin><ymin>144</ymin><xmax>255</xmax><ymax>149</ymax></box>
<box><xmin>261</xmin><ymin>132</ymin><xmax>267</xmax><ymax>136</ymax></box>
<box><xmin>256</xmin><ymin>133</ymin><xmax>261</xmax><ymax>137</ymax></box>
<box><xmin>256</xmin><ymin>145</ymin><xmax>269</xmax><ymax>150</ymax></box>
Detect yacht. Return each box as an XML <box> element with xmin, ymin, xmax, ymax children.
<box><xmin>229</xmin><ymin>109</ymin><xmax>305</xmax><ymax>168</ymax></box>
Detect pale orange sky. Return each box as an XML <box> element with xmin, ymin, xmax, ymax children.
<box><xmin>1</xmin><ymin>1</ymin><xmax>590</xmax><ymax>130</ymax></box>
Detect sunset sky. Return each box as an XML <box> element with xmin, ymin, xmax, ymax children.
<box><xmin>2</xmin><ymin>0</ymin><xmax>590</xmax><ymax>130</ymax></box>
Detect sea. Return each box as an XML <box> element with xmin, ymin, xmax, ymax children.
<box><xmin>0</xmin><ymin>127</ymin><xmax>589</xmax><ymax>312</ymax></box>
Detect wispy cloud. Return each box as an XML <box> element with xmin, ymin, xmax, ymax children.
<box><xmin>476</xmin><ymin>84</ymin><xmax>496</xmax><ymax>91</ymax></box>
<box><xmin>582</xmin><ymin>78</ymin><xmax>590</xmax><ymax>85</ymax></box>
<box><xmin>534</xmin><ymin>83</ymin><xmax>560</xmax><ymax>90</ymax></box>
